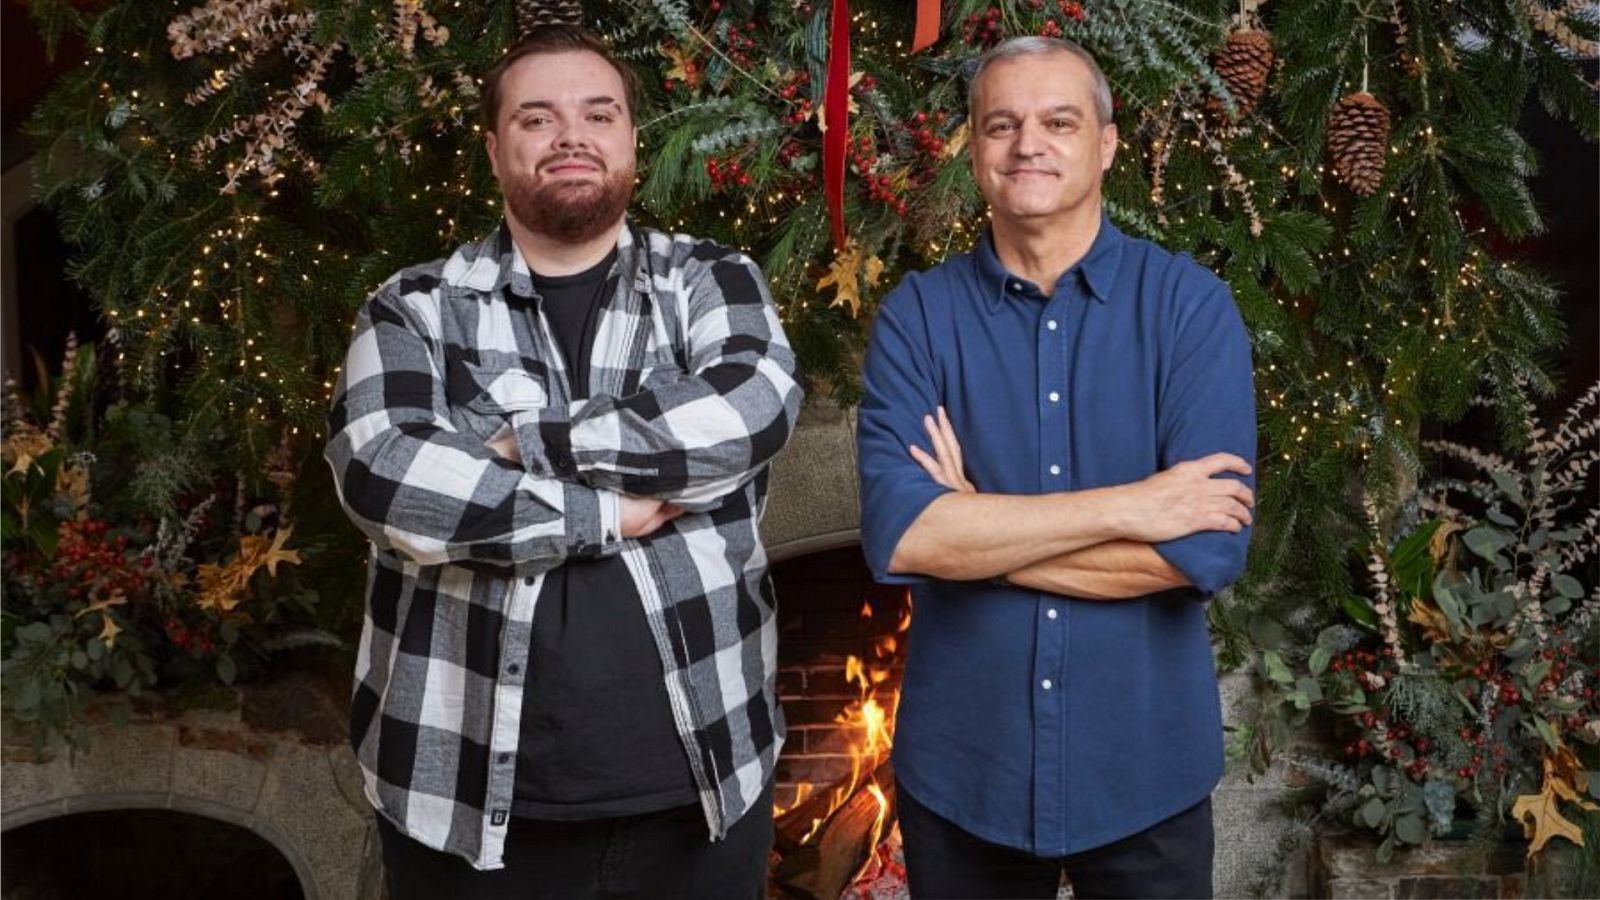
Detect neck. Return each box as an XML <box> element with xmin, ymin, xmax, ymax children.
<box><xmin>990</xmin><ymin>198</ymin><xmax>1103</xmax><ymax>291</ymax></box>
<box><xmin>503</xmin><ymin>210</ymin><xmax>625</xmax><ymax>277</ymax></box>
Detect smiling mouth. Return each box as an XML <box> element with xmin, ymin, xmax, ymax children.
<box><xmin>1005</xmin><ymin>169</ymin><xmax>1059</xmax><ymax>177</ymax></box>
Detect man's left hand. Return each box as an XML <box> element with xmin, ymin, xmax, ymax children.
<box><xmin>909</xmin><ymin>406</ymin><xmax>976</xmax><ymax>493</ymax></box>
<box><xmin>486</xmin><ymin>428</ymin><xmax>519</xmax><ymax>462</ymax></box>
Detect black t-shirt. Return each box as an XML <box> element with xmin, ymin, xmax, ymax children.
<box><xmin>513</xmin><ymin>249</ymin><xmax>698</xmax><ymax>820</ymax></box>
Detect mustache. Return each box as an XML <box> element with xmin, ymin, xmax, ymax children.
<box><xmin>540</xmin><ymin>151</ymin><xmax>607</xmax><ymax>173</ymax></box>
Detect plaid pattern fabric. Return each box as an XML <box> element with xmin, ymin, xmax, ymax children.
<box><xmin>324</xmin><ymin>221</ymin><xmax>802</xmax><ymax>870</ymax></box>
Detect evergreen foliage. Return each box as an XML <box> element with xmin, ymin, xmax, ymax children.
<box><xmin>19</xmin><ymin>0</ymin><xmax>1596</xmax><ymax>680</ymax></box>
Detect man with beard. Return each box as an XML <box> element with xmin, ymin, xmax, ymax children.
<box><xmin>324</xmin><ymin>26</ymin><xmax>802</xmax><ymax>899</ymax></box>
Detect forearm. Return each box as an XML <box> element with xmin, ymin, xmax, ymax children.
<box><xmin>889</xmin><ymin>488</ymin><xmax>1132</xmax><ymax>581</ymax></box>
<box><xmin>1006</xmin><ymin>540</ymin><xmax>1189</xmax><ymax>600</ymax></box>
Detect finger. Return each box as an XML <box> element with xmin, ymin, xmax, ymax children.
<box><xmin>1231</xmin><ymin>483</ymin><xmax>1256</xmax><ymax>507</ymax></box>
<box><xmin>926</xmin><ymin>413</ymin><xmax>963</xmax><ymax>487</ymax></box>
<box><xmin>1198</xmin><ymin>453</ymin><xmax>1253</xmax><ymax>477</ymax></box>
<box><xmin>909</xmin><ymin>444</ymin><xmax>951</xmax><ymax>486</ymax></box>
<box><xmin>937</xmin><ymin>406</ymin><xmax>967</xmax><ymax>481</ymax></box>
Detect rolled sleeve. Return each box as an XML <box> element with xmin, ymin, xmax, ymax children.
<box><xmin>857</xmin><ymin>278</ymin><xmax>952</xmax><ymax>584</ymax></box>
<box><xmin>1150</xmin><ymin>282</ymin><xmax>1257</xmax><ymax>596</ymax></box>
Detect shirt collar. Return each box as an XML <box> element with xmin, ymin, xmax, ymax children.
<box><xmin>457</xmin><ymin>217</ymin><xmax>647</xmax><ymax>300</ymax></box>
<box><xmin>974</xmin><ymin>211</ymin><xmax>1125</xmax><ymax>312</ymax></box>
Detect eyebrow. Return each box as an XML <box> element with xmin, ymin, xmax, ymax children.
<box><xmin>514</xmin><ymin>96</ymin><xmax>624</xmax><ymax>113</ymax></box>
<box><xmin>982</xmin><ymin>104</ymin><xmax>1086</xmax><ymax>123</ymax></box>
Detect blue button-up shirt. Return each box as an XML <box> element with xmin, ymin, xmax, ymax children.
<box><xmin>857</xmin><ymin>214</ymin><xmax>1255</xmax><ymax>857</ymax></box>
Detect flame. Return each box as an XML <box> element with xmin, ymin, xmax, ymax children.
<box><xmin>795</xmin><ymin>594</ymin><xmax>906</xmax><ymax>846</ymax></box>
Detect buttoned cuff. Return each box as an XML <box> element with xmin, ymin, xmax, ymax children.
<box><xmin>562</xmin><ymin>482</ymin><xmax>623</xmax><ymax>560</ymax></box>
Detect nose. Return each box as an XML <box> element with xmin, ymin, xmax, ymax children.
<box><xmin>1011</xmin><ymin>119</ymin><xmax>1044</xmax><ymax>158</ymax></box>
<box><xmin>552</xmin><ymin>119</ymin><xmax>591</xmax><ymax>152</ymax></box>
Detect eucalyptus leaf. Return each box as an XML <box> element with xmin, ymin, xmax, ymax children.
<box><xmin>1552</xmin><ymin>574</ymin><xmax>1583</xmax><ymax>599</ymax></box>
<box><xmin>1489</xmin><ymin>471</ymin><xmax>1526</xmax><ymax>507</ymax></box>
<box><xmin>1361</xmin><ymin>797</ymin><xmax>1386</xmax><ymax>828</ymax></box>
<box><xmin>1310</xmin><ymin>645</ymin><xmax>1332</xmax><ymax>676</ymax></box>
<box><xmin>1533</xmin><ymin>716</ymin><xmax>1559</xmax><ymax>751</ymax></box>
<box><xmin>1262</xmin><ymin>649</ymin><xmax>1295</xmax><ymax>685</ymax></box>
<box><xmin>1463</xmin><ymin>527</ymin><xmax>1510</xmax><ymax>560</ymax></box>
<box><xmin>1394</xmin><ymin>814</ymin><xmax>1426</xmax><ymax>844</ymax></box>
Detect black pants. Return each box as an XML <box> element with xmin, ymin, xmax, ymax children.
<box><xmin>898</xmin><ymin>787</ymin><xmax>1214</xmax><ymax>899</ymax></box>
<box><xmin>376</xmin><ymin>786</ymin><xmax>772</xmax><ymax>900</ymax></box>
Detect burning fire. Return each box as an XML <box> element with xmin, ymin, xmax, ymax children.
<box><xmin>775</xmin><ymin>592</ymin><xmax>912</xmax><ymax>884</ymax></box>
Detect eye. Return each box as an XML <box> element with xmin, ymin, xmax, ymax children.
<box><xmin>588</xmin><ymin>112</ymin><xmax>616</xmax><ymax>124</ymax></box>
<box><xmin>1049</xmin><ymin>118</ymin><xmax>1076</xmax><ymax>131</ymax></box>
<box><xmin>520</xmin><ymin>114</ymin><xmax>551</xmax><ymax>128</ymax></box>
<box><xmin>986</xmin><ymin>121</ymin><xmax>1017</xmax><ymax>136</ymax></box>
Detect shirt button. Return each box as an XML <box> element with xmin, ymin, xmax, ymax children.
<box><xmin>1048</xmin><ymin>391</ymin><xmax>1060</xmax><ymax>403</ymax></box>
<box><xmin>498</xmin><ymin>753</ymin><xmax>511</xmax><ymax>765</ymax></box>
<box><xmin>1046</xmin><ymin>608</ymin><xmax>1058</xmax><ymax>620</ymax></box>
<box><xmin>605</xmin><ymin>531</ymin><xmax>616</xmax><ymax>543</ymax></box>
<box><xmin>1011</xmin><ymin>281</ymin><xmax>1023</xmax><ymax>291</ymax></box>
<box><xmin>1041</xmin><ymin>679</ymin><xmax>1054</xmax><ymax>690</ymax></box>
<box><xmin>1049</xmin><ymin>464</ymin><xmax>1061</xmax><ymax>476</ymax></box>
<box><xmin>523</xmin><ymin>576</ymin><xmax>535</xmax><ymax>586</ymax></box>
<box><xmin>1047</xmin><ymin>320</ymin><xmax>1058</xmax><ymax>331</ymax></box>
<box><xmin>506</xmin><ymin>663</ymin><xmax>521</xmax><ymax>676</ymax></box>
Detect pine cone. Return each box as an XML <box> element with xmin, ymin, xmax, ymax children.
<box><xmin>1326</xmin><ymin>91</ymin><xmax>1391</xmax><ymax>197</ymax></box>
<box><xmin>516</xmin><ymin>0</ymin><xmax>584</xmax><ymax>33</ymax></box>
<box><xmin>1208</xmin><ymin>29</ymin><xmax>1274</xmax><ymax>119</ymax></box>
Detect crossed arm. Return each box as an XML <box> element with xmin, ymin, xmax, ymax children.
<box><xmin>898</xmin><ymin>408</ymin><xmax>1252</xmax><ymax>600</ymax></box>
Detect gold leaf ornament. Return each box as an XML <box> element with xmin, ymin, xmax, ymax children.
<box><xmin>816</xmin><ymin>244</ymin><xmax>884</xmax><ymax>318</ymax></box>
<box><xmin>1510</xmin><ymin>745</ymin><xmax>1599</xmax><ymax>856</ymax></box>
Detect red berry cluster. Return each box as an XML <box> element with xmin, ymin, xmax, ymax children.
<box><xmin>961</xmin><ymin>8</ymin><xmax>1005</xmax><ymax>47</ymax></box>
<box><xmin>777</xmin><ymin>70</ymin><xmax>812</xmax><ymax>102</ymax></box>
<box><xmin>1038</xmin><ymin>19</ymin><xmax>1063</xmax><ymax>39</ymax></box>
<box><xmin>1453</xmin><ymin>727</ymin><xmax>1491</xmax><ymax>780</ymax></box>
<box><xmin>909</xmin><ymin>110</ymin><xmax>949</xmax><ymax>156</ymax></box>
<box><xmin>706</xmin><ymin>156</ymin><xmax>751</xmax><ymax>190</ymax></box>
<box><xmin>1327</xmin><ymin>648</ymin><xmax>1379</xmax><ymax>675</ymax></box>
<box><xmin>164</xmin><ymin>617</ymin><xmax>216</xmax><ymax>655</ymax></box>
<box><xmin>720</xmin><ymin>20</ymin><xmax>760</xmax><ymax>68</ymax></box>
<box><xmin>777</xmin><ymin>140</ymin><xmax>805</xmax><ymax>166</ymax></box>
<box><xmin>847</xmin><ymin>134</ymin><xmax>907</xmax><ymax>216</ymax></box>
<box><xmin>52</xmin><ymin>519</ymin><xmax>151</xmax><ymax>603</ymax></box>
<box><xmin>1057</xmin><ymin>0</ymin><xmax>1087</xmax><ymax>21</ymax></box>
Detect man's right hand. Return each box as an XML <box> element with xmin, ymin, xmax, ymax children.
<box><xmin>619</xmin><ymin>494</ymin><xmax>685</xmax><ymax>539</ymax></box>
<box><xmin>1116</xmin><ymin>453</ymin><xmax>1254</xmax><ymax>543</ymax></box>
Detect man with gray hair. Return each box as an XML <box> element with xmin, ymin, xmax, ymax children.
<box><xmin>857</xmin><ymin>37</ymin><xmax>1256</xmax><ymax>898</ymax></box>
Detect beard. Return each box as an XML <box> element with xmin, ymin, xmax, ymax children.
<box><xmin>503</xmin><ymin>155</ymin><xmax>634</xmax><ymax>245</ymax></box>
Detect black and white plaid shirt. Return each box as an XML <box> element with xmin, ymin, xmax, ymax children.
<box><xmin>324</xmin><ymin>221</ymin><xmax>802</xmax><ymax>870</ymax></box>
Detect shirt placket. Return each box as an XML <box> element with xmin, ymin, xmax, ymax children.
<box><xmin>1030</xmin><ymin>286</ymin><xmax>1073</xmax><ymax>855</ymax></box>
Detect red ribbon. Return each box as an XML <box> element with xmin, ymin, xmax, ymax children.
<box><xmin>823</xmin><ymin>1</ymin><xmax>941</xmax><ymax>250</ymax></box>
<box><xmin>823</xmin><ymin>0</ymin><xmax>851</xmax><ymax>249</ymax></box>
<box><xmin>912</xmin><ymin>0</ymin><xmax>940</xmax><ymax>53</ymax></box>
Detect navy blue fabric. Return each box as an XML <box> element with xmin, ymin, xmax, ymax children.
<box><xmin>857</xmin><ymin>214</ymin><xmax>1255</xmax><ymax>857</ymax></box>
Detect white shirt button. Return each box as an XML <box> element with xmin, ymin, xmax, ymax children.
<box><xmin>1049</xmin><ymin>464</ymin><xmax>1061</xmax><ymax>475</ymax></box>
<box><xmin>1046</xmin><ymin>608</ymin><xmax>1058</xmax><ymax>620</ymax></box>
<box><xmin>1011</xmin><ymin>281</ymin><xmax>1024</xmax><ymax>291</ymax></box>
<box><xmin>1048</xmin><ymin>391</ymin><xmax>1060</xmax><ymax>403</ymax></box>
<box><xmin>1041</xmin><ymin>679</ymin><xmax>1054</xmax><ymax>690</ymax></box>
<box><xmin>1046</xmin><ymin>320</ymin><xmax>1058</xmax><ymax>330</ymax></box>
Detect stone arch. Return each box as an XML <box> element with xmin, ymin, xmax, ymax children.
<box><xmin>1</xmin><ymin>712</ymin><xmax>382</xmax><ymax>900</ymax></box>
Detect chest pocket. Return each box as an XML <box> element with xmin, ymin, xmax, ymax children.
<box><xmin>444</xmin><ymin>349</ymin><xmax>549</xmax><ymax>438</ymax></box>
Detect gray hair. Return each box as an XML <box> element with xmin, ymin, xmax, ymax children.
<box><xmin>967</xmin><ymin>37</ymin><xmax>1114</xmax><ymax>125</ymax></box>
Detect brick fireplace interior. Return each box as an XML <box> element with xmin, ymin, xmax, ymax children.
<box><xmin>769</xmin><ymin>544</ymin><xmax>909</xmax><ymax>812</ymax></box>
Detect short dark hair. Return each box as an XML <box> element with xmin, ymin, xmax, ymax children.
<box><xmin>479</xmin><ymin>26</ymin><xmax>644</xmax><ymax>130</ymax></box>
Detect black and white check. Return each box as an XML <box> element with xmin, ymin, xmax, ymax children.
<box><xmin>324</xmin><ymin>221</ymin><xmax>802</xmax><ymax>870</ymax></box>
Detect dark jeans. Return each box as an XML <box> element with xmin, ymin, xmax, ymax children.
<box><xmin>376</xmin><ymin>784</ymin><xmax>772</xmax><ymax>900</ymax></box>
<box><xmin>898</xmin><ymin>786</ymin><xmax>1214</xmax><ymax>899</ymax></box>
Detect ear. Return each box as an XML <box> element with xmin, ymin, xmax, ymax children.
<box><xmin>1099</xmin><ymin>122</ymin><xmax>1118</xmax><ymax>173</ymax></box>
<box><xmin>484</xmin><ymin>130</ymin><xmax>500</xmax><ymax>181</ymax></box>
